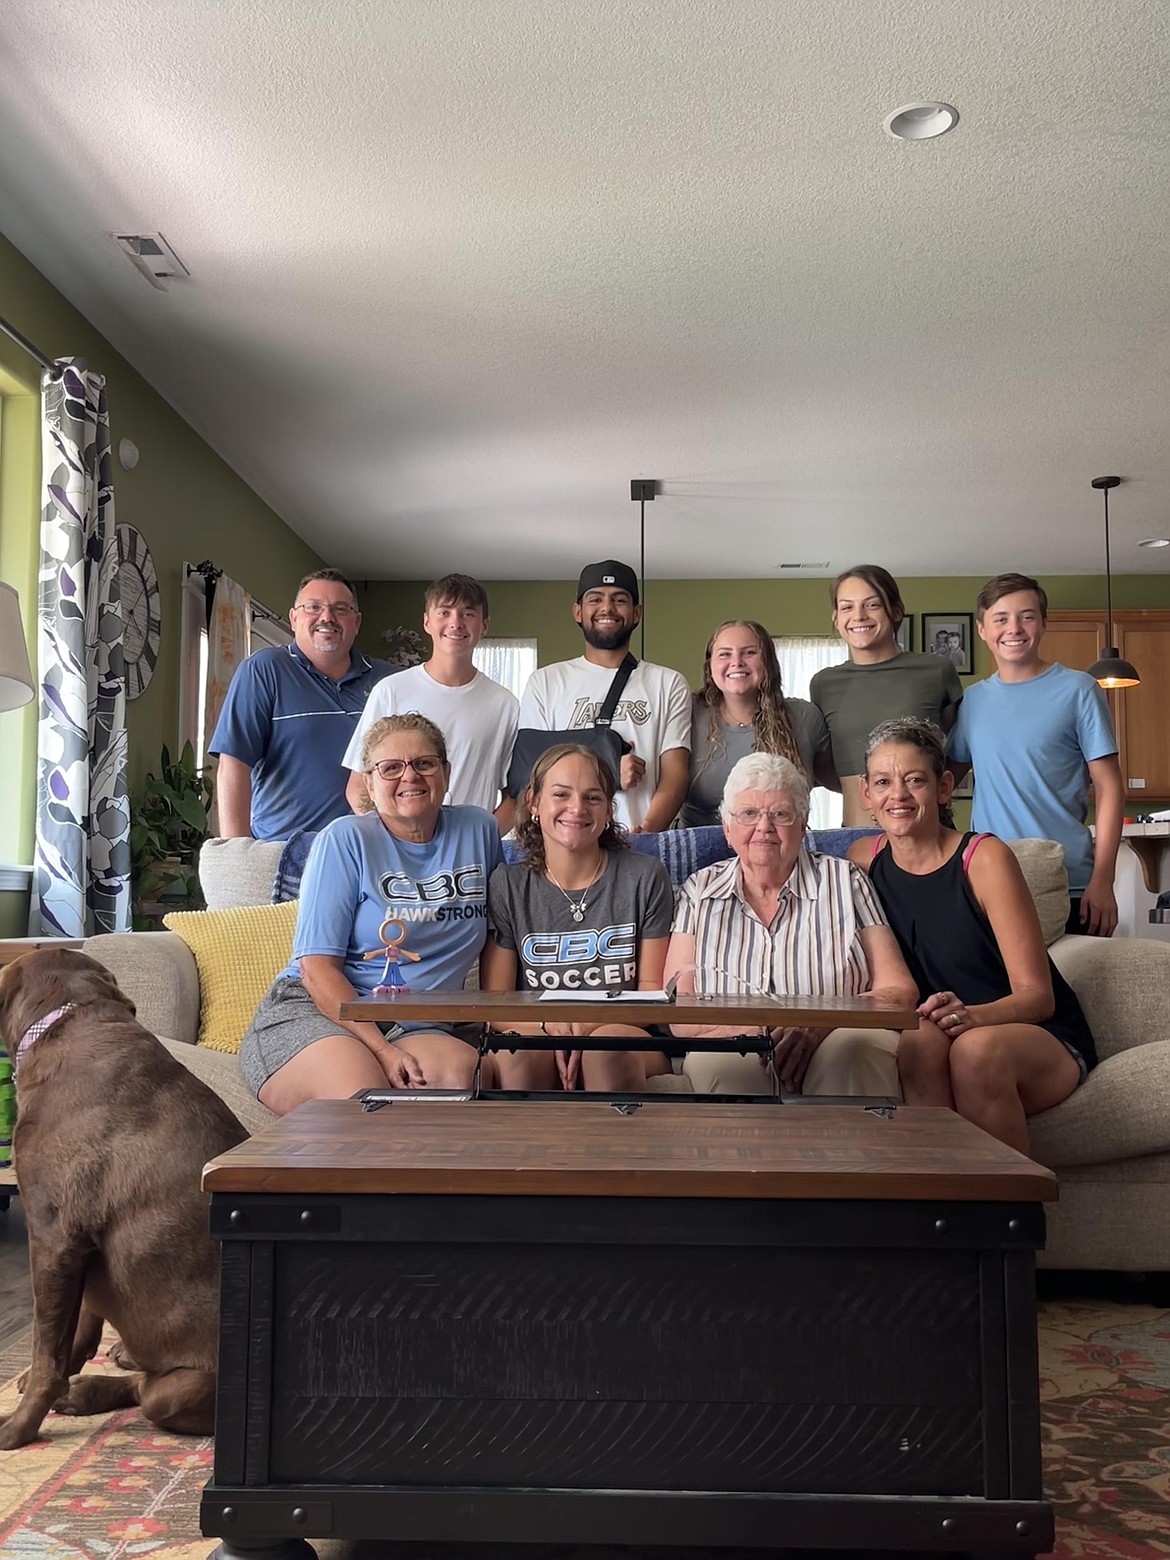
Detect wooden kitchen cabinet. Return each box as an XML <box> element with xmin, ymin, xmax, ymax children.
<box><xmin>1045</xmin><ymin>611</ymin><xmax>1170</xmax><ymax>801</ymax></box>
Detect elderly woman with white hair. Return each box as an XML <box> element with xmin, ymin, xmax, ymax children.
<box><xmin>664</xmin><ymin>751</ymin><xmax>917</xmax><ymax>1095</ymax></box>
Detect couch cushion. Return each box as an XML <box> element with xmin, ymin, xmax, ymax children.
<box><xmin>83</xmin><ymin>930</ymin><xmax>201</xmax><ymax>1047</ymax></box>
<box><xmin>1000</xmin><ymin>838</ymin><xmax>1069</xmax><ymax>947</ymax></box>
<box><xmin>1049</xmin><ymin>934</ymin><xmax>1170</xmax><ymax>1062</ymax></box>
<box><xmin>1028</xmin><ymin>1039</ymin><xmax>1170</xmax><ymax>1168</ymax></box>
<box><xmin>161</xmin><ymin>1038</ymin><xmax>273</xmax><ymax>1137</ymax></box>
<box><xmin>199</xmin><ymin>836</ymin><xmax>286</xmax><ymax>910</ymax></box>
<box><xmin>162</xmin><ymin>900</ymin><xmax>300</xmax><ymax>1054</ymax></box>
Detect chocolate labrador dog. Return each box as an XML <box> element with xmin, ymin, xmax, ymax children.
<box><xmin>0</xmin><ymin>948</ymin><xmax>247</xmax><ymax>1449</ymax></box>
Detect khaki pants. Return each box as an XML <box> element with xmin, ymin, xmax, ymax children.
<box><xmin>682</xmin><ymin>1028</ymin><xmax>902</xmax><ymax>1097</ymax></box>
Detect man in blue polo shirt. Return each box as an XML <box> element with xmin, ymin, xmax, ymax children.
<box><xmin>210</xmin><ymin>569</ymin><xmax>393</xmax><ymax>839</ymax></box>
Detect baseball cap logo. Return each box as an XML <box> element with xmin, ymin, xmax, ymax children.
<box><xmin>602</xmin><ymin>574</ymin><xmax>615</xmax><ymax>584</ymax></box>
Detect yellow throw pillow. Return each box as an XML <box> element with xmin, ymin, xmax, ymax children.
<box><xmin>163</xmin><ymin>900</ymin><xmax>300</xmax><ymax>1054</ymax></box>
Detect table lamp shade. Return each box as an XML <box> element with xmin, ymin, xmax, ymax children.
<box><xmin>0</xmin><ymin>582</ymin><xmax>35</xmax><ymax>712</ymax></box>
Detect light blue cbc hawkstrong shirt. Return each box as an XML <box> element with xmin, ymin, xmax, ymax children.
<box><xmin>283</xmin><ymin>807</ymin><xmax>503</xmax><ymax>994</ymax></box>
<box><xmin>948</xmin><ymin>663</ymin><xmax>1117</xmax><ymax>894</ymax></box>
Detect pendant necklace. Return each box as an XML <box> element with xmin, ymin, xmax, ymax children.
<box><xmin>547</xmin><ymin>858</ymin><xmax>605</xmax><ymax>923</ymax></box>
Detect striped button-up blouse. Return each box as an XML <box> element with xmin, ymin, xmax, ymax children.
<box><xmin>673</xmin><ymin>849</ymin><xmax>887</xmax><ymax>998</ymax></box>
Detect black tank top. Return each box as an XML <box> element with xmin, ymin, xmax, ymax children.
<box><xmin>870</xmin><ymin>832</ymin><xmax>1096</xmax><ymax>1070</ymax></box>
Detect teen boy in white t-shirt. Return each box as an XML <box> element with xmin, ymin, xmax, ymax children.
<box><xmin>344</xmin><ymin>574</ymin><xmax>519</xmax><ymax>832</ymax></box>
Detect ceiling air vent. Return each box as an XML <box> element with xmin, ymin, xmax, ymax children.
<box><xmin>777</xmin><ymin>562</ymin><xmax>830</xmax><ymax>570</ymax></box>
<box><xmin>113</xmin><ymin>233</ymin><xmax>190</xmax><ymax>291</ymax></box>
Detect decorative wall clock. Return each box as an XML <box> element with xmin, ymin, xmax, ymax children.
<box><xmin>116</xmin><ymin>523</ymin><xmax>161</xmax><ymax>698</ymax></box>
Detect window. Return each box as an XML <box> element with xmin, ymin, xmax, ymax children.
<box><xmin>250</xmin><ymin>607</ymin><xmax>294</xmax><ymax>653</ymax></box>
<box><xmin>774</xmin><ymin>636</ymin><xmax>842</xmax><ymax>830</ymax></box>
<box><xmin>473</xmin><ymin>637</ymin><xmax>538</xmax><ymax>702</ymax></box>
<box><xmin>179</xmin><ymin>566</ymin><xmax>291</xmax><ymax>768</ymax></box>
<box><xmin>178</xmin><ymin>571</ymin><xmax>210</xmax><ymax>766</ymax></box>
<box><xmin>0</xmin><ymin>353</ymin><xmax>42</xmax><ymax>894</ymax></box>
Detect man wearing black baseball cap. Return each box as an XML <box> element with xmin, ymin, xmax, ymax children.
<box><xmin>518</xmin><ymin>559</ymin><xmax>691</xmax><ymax>832</ymax></box>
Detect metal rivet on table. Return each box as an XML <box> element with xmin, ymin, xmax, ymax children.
<box><xmin>300</xmin><ymin>1209</ymin><xmax>313</xmax><ymax>1227</ymax></box>
<box><xmin>934</xmin><ymin>1218</ymin><xmax>947</xmax><ymax>1233</ymax></box>
<box><xmin>220</xmin><ymin>1507</ymin><xmax>236</xmax><ymax>1522</ymax></box>
<box><xmin>291</xmin><ymin>1507</ymin><xmax>308</xmax><ymax>1524</ymax></box>
<box><xmin>1016</xmin><ymin>1520</ymin><xmax>1030</xmax><ymax>1535</ymax></box>
<box><xmin>228</xmin><ymin>1209</ymin><xmax>244</xmax><ymax>1227</ymax></box>
<box><xmin>1008</xmin><ymin>1217</ymin><xmax>1021</xmax><ymax>1232</ymax></box>
<box><xmin>941</xmin><ymin>1517</ymin><xmax>956</xmax><ymax>1532</ymax></box>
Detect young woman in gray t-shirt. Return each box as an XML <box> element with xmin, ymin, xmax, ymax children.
<box><xmin>810</xmin><ymin>566</ymin><xmax>963</xmax><ymax>826</ymax></box>
<box><xmin>682</xmin><ymin>619</ymin><xmax>838</xmax><ymax>829</ymax></box>
<box><xmin>484</xmin><ymin>744</ymin><xmax>673</xmax><ymax>1091</ymax></box>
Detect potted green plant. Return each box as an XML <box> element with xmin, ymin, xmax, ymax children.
<box><xmin>130</xmin><ymin>741</ymin><xmax>213</xmax><ymax>926</ymax></box>
<box><xmin>380</xmin><ymin>625</ymin><xmax>427</xmax><ymax>668</ymax></box>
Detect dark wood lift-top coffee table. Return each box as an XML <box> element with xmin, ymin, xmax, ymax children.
<box><xmin>200</xmin><ymin>1098</ymin><xmax>1057</xmax><ymax>1560</ymax></box>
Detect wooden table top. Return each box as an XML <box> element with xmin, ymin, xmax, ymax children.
<box><xmin>0</xmin><ymin>937</ymin><xmax>85</xmax><ymax>966</ymax></box>
<box><xmin>340</xmin><ymin>989</ymin><xmax>919</xmax><ymax>1029</ymax></box>
<box><xmin>203</xmin><ymin>1098</ymin><xmax>1057</xmax><ymax>1203</ymax></box>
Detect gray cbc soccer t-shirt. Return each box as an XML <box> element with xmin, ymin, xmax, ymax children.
<box><xmin>488</xmin><ymin>850</ymin><xmax>674</xmax><ymax>992</ymax></box>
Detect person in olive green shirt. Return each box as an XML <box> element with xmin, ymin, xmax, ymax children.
<box><xmin>810</xmin><ymin>565</ymin><xmax>963</xmax><ymax>825</ymax></box>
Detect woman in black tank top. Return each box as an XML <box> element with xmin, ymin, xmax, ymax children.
<box><xmin>846</xmin><ymin>718</ymin><xmax>1095</xmax><ymax>1155</ymax></box>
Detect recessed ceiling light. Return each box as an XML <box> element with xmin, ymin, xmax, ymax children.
<box><xmin>1138</xmin><ymin>537</ymin><xmax>1170</xmax><ymax>548</ymax></box>
<box><xmin>883</xmin><ymin>102</ymin><xmax>960</xmax><ymax>141</ymax></box>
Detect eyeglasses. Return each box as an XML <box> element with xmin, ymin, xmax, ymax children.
<box><xmin>728</xmin><ymin>807</ymin><xmax>799</xmax><ymax>829</ymax></box>
<box><xmin>366</xmin><ymin>756</ymin><xmax>444</xmax><ymax>781</ymax></box>
<box><xmin>294</xmin><ymin>600</ymin><xmax>359</xmax><ymax>618</ymax></box>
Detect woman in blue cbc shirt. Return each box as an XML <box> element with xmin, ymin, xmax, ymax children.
<box><xmin>483</xmin><ymin>743</ymin><xmax>674</xmax><ymax>1092</ymax></box>
<box><xmin>239</xmin><ymin>713</ymin><xmax>502</xmax><ymax>1113</ymax></box>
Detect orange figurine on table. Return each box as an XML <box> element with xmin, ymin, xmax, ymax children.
<box><xmin>361</xmin><ymin>916</ymin><xmax>422</xmax><ymax>995</ymax></box>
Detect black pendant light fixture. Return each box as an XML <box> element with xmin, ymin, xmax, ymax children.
<box><xmin>1086</xmin><ymin>476</ymin><xmax>1141</xmax><ymax>689</ymax></box>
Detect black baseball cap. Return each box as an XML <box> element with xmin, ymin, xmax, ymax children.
<box><xmin>575</xmin><ymin>560</ymin><xmax>639</xmax><ymax>603</ymax></box>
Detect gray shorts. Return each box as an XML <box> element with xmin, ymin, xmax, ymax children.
<box><xmin>239</xmin><ymin>977</ymin><xmax>468</xmax><ymax>1097</ymax></box>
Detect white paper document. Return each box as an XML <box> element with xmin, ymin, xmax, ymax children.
<box><xmin>537</xmin><ymin>989</ymin><xmax>671</xmax><ymax>1003</ymax></box>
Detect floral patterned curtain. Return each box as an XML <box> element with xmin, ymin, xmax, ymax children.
<box><xmin>203</xmin><ymin>572</ymin><xmax>250</xmax><ymax>832</ymax></box>
<box><xmin>34</xmin><ymin>361</ymin><xmax>131</xmax><ymax>936</ymax></box>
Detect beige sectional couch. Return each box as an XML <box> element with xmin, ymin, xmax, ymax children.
<box><xmin>80</xmin><ymin>833</ymin><xmax>1170</xmax><ymax>1274</ymax></box>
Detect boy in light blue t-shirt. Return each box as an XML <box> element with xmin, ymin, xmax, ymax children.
<box><xmin>949</xmin><ymin>572</ymin><xmax>1123</xmax><ymax>937</ymax></box>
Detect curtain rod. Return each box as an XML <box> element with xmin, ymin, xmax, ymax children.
<box><xmin>0</xmin><ymin>314</ymin><xmax>58</xmax><ymax>374</ymax></box>
<box><xmin>185</xmin><ymin>560</ymin><xmax>284</xmax><ymax>628</ymax></box>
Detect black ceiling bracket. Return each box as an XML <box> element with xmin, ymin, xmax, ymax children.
<box><xmin>629</xmin><ymin>479</ymin><xmax>662</xmax><ymax>657</ymax></box>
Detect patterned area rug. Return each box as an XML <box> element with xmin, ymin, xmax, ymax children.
<box><xmin>0</xmin><ymin>1300</ymin><xmax>1167</xmax><ymax>1560</ymax></box>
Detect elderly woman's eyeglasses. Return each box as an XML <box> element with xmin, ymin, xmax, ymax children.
<box><xmin>366</xmin><ymin>756</ymin><xmax>443</xmax><ymax>780</ymax></box>
<box><xmin>728</xmin><ymin>806</ymin><xmax>799</xmax><ymax>829</ymax></box>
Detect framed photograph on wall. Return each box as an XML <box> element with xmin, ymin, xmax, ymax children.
<box><xmin>895</xmin><ymin>616</ymin><xmax>913</xmax><ymax>653</ymax></box>
<box><xmin>950</xmin><ymin>770</ymin><xmax>974</xmax><ymax>801</ymax></box>
<box><xmin>922</xmin><ymin>612</ymin><xmax>974</xmax><ymax>676</ymax></box>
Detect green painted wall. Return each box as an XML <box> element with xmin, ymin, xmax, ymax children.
<box><xmin>359</xmin><ymin>573</ymin><xmax>1170</xmax><ymax>688</ymax></box>
<box><xmin>0</xmin><ymin>233</ymin><xmax>325</xmax><ymax>933</ymax></box>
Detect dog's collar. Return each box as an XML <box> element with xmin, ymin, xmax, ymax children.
<box><xmin>14</xmin><ymin>1002</ymin><xmax>74</xmax><ymax>1071</ymax></box>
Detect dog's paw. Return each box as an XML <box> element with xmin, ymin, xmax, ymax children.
<box><xmin>0</xmin><ymin>1414</ymin><xmax>41</xmax><ymax>1451</ymax></box>
<box><xmin>51</xmin><ymin>1378</ymin><xmax>99</xmax><ymax>1417</ymax></box>
<box><xmin>108</xmin><ymin>1339</ymin><xmax>138</xmax><ymax>1371</ymax></box>
<box><xmin>53</xmin><ymin>1373</ymin><xmax>138</xmax><ymax>1417</ymax></box>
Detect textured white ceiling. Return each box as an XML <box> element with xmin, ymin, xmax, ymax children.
<box><xmin>1</xmin><ymin>0</ymin><xmax>1168</xmax><ymax>579</ymax></box>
